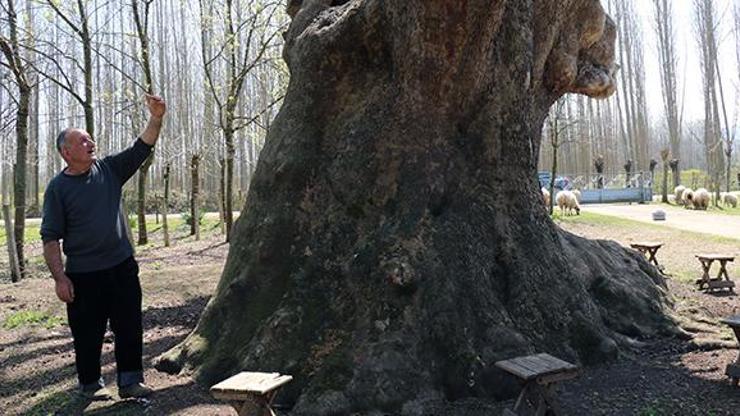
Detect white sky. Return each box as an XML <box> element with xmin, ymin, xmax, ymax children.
<box><xmin>634</xmin><ymin>0</ymin><xmax>738</xmax><ymax>125</ymax></box>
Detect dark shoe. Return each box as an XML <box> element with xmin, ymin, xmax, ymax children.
<box><xmin>119</xmin><ymin>382</ymin><xmax>153</xmax><ymax>399</ymax></box>
<box><xmin>80</xmin><ymin>385</ymin><xmax>113</xmax><ymax>401</ymax></box>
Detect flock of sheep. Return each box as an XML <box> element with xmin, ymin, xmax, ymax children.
<box><xmin>541</xmin><ymin>188</ymin><xmax>581</xmax><ymax>215</ymax></box>
<box><xmin>672</xmin><ymin>185</ymin><xmax>738</xmax><ymax>210</ymax></box>
<box><xmin>541</xmin><ymin>185</ymin><xmax>738</xmax><ymax>215</ymax></box>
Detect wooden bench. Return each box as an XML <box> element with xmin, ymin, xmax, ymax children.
<box><xmin>210</xmin><ymin>371</ymin><xmax>292</xmax><ymax>416</ymax></box>
<box><xmin>721</xmin><ymin>315</ymin><xmax>740</xmax><ymax>386</ymax></box>
<box><xmin>495</xmin><ymin>353</ymin><xmax>580</xmax><ymax>416</ymax></box>
<box><xmin>695</xmin><ymin>254</ymin><xmax>735</xmax><ymax>292</ymax></box>
<box><xmin>630</xmin><ymin>242</ymin><xmax>664</xmax><ymax>270</ymax></box>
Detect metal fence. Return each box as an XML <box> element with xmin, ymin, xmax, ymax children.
<box><xmin>538</xmin><ymin>171</ymin><xmax>653</xmax><ymax>204</ymax></box>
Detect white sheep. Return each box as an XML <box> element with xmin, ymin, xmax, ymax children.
<box><xmin>674</xmin><ymin>185</ymin><xmax>686</xmax><ymax>205</ymax></box>
<box><xmin>691</xmin><ymin>188</ymin><xmax>710</xmax><ymax>210</ymax></box>
<box><xmin>555</xmin><ymin>190</ymin><xmax>580</xmax><ymax>216</ymax></box>
<box><xmin>682</xmin><ymin>188</ymin><xmax>694</xmax><ymax>208</ymax></box>
<box><xmin>723</xmin><ymin>193</ymin><xmax>738</xmax><ymax>208</ymax></box>
<box><xmin>541</xmin><ymin>187</ymin><xmax>551</xmax><ymax>208</ymax></box>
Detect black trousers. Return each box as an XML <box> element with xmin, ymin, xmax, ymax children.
<box><xmin>66</xmin><ymin>256</ymin><xmax>143</xmax><ymax>387</ymax></box>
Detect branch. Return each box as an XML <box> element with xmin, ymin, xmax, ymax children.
<box><xmin>233</xmin><ymin>93</ymin><xmax>285</xmax><ymax>132</ymax></box>
<box><xmin>44</xmin><ymin>0</ymin><xmax>83</xmax><ymax>38</ymax></box>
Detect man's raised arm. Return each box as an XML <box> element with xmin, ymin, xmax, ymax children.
<box><xmin>140</xmin><ymin>94</ymin><xmax>166</xmax><ymax>146</ymax></box>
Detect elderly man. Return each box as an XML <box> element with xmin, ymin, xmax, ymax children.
<box><xmin>41</xmin><ymin>95</ymin><xmax>166</xmax><ymax>400</ymax></box>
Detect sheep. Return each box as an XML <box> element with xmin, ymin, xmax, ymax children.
<box><xmin>555</xmin><ymin>190</ymin><xmax>580</xmax><ymax>216</ymax></box>
<box><xmin>723</xmin><ymin>193</ymin><xmax>738</xmax><ymax>208</ymax></box>
<box><xmin>572</xmin><ymin>189</ymin><xmax>582</xmax><ymax>202</ymax></box>
<box><xmin>691</xmin><ymin>188</ymin><xmax>710</xmax><ymax>210</ymax></box>
<box><xmin>682</xmin><ymin>188</ymin><xmax>694</xmax><ymax>208</ymax></box>
<box><xmin>673</xmin><ymin>185</ymin><xmax>686</xmax><ymax>205</ymax></box>
<box><xmin>541</xmin><ymin>187</ymin><xmax>551</xmax><ymax>208</ymax></box>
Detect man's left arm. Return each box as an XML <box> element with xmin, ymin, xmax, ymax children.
<box><xmin>140</xmin><ymin>94</ymin><xmax>166</xmax><ymax>146</ymax></box>
<box><xmin>105</xmin><ymin>95</ymin><xmax>166</xmax><ymax>184</ymax></box>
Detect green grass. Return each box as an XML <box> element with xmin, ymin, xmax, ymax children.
<box><xmin>0</xmin><ymin>223</ymin><xmax>42</xmax><ymax>246</ymax></box>
<box><xmin>0</xmin><ymin>214</ymin><xmax>221</xmax><ymax>246</ymax></box>
<box><xmin>3</xmin><ymin>309</ymin><xmax>66</xmax><ymax>330</ymax></box>
<box><xmin>554</xmin><ymin>211</ymin><xmax>659</xmax><ymax>228</ymax></box>
<box><xmin>24</xmin><ymin>391</ymin><xmax>77</xmax><ymax>416</ymax></box>
<box><xmin>555</xmin><ymin>211</ymin><xmax>740</xmax><ymax>244</ymax></box>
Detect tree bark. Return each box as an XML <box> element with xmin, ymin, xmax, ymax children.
<box><xmin>1</xmin><ymin>0</ymin><xmax>31</xmax><ymax>279</ymax></box>
<box><xmin>190</xmin><ymin>155</ymin><xmax>200</xmax><ymax>239</ymax></box>
<box><xmin>3</xmin><ymin>204</ymin><xmax>21</xmax><ymax>282</ymax></box>
<box><xmin>159</xmin><ymin>1</ymin><xmax>675</xmax><ymax>412</ymax></box>
<box><xmin>163</xmin><ymin>163</ymin><xmax>170</xmax><ymax>247</ymax></box>
<box><xmin>137</xmin><ymin>154</ymin><xmax>153</xmax><ymax>245</ymax></box>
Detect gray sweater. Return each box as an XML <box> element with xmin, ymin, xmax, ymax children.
<box><xmin>41</xmin><ymin>139</ymin><xmax>153</xmax><ymax>273</ymax></box>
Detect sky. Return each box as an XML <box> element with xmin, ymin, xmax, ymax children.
<box><xmin>633</xmin><ymin>0</ymin><xmax>738</xmax><ymax>125</ymax></box>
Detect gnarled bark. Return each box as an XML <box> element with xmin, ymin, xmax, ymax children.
<box><xmin>159</xmin><ymin>1</ymin><xmax>675</xmax><ymax>413</ymax></box>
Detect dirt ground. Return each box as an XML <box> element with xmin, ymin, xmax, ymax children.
<box><xmin>1</xmin><ymin>206</ymin><xmax>739</xmax><ymax>415</ymax></box>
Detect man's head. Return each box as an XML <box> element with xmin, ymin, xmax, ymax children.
<box><xmin>56</xmin><ymin>128</ymin><xmax>96</xmax><ymax>172</ymax></box>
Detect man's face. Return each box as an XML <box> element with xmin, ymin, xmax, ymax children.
<box><xmin>62</xmin><ymin>129</ymin><xmax>96</xmax><ymax>166</ymax></box>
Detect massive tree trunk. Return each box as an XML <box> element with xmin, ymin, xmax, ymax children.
<box><xmin>159</xmin><ymin>1</ymin><xmax>676</xmax><ymax>413</ymax></box>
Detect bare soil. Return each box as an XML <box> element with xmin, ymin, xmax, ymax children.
<box><xmin>1</xmin><ymin>207</ymin><xmax>739</xmax><ymax>415</ymax></box>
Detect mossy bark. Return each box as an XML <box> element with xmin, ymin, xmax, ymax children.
<box><xmin>158</xmin><ymin>1</ymin><xmax>677</xmax><ymax>413</ymax></box>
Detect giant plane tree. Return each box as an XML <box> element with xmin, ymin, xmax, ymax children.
<box><xmin>159</xmin><ymin>1</ymin><xmax>677</xmax><ymax>413</ymax></box>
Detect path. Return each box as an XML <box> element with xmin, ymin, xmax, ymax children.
<box><xmin>585</xmin><ymin>203</ymin><xmax>740</xmax><ymax>242</ymax></box>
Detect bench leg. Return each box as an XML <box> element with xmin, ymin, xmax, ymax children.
<box><xmin>512</xmin><ymin>384</ymin><xmax>527</xmax><ymax>412</ymax></box>
<box><xmin>232</xmin><ymin>395</ymin><xmax>277</xmax><ymax>416</ymax></box>
<box><xmin>541</xmin><ymin>384</ymin><xmax>564</xmax><ymax>416</ymax></box>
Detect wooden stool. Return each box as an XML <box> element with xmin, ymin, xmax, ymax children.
<box><xmin>721</xmin><ymin>315</ymin><xmax>740</xmax><ymax>386</ymax></box>
<box><xmin>210</xmin><ymin>371</ymin><xmax>292</xmax><ymax>416</ymax></box>
<box><xmin>495</xmin><ymin>353</ymin><xmax>580</xmax><ymax>416</ymax></box>
<box><xmin>629</xmin><ymin>242</ymin><xmax>663</xmax><ymax>269</ymax></box>
<box><xmin>695</xmin><ymin>254</ymin><xmax>735</xmax><ymax>292</ymax></box>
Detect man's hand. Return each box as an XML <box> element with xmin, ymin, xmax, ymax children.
<box><xmin>145</xmin><ymin>94</ymin><xmax>166</xmax><ymax>119</ymax></box>
<box><xmin>55</xmin><ymin>275</ymin><xmax>75</xmax><ymax>303</ymax></box>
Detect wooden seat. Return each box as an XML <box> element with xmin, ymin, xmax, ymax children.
<box><xmin>721</xmin><ymin>315</ymin><xmax>740</xmax><ymax>386</ymax></box>
<box><xmin>210</xmin><ymin>371</ymin><xmax>292</xmax><ymax>416</ymax></box>
<box><xmin>629</xmin><ymin>242</ymin><xmax>663</xmax><ymax>269</ymax></box>
<box><xmin>695</xmin><ymin>254</ymin><xmax>735</xmax><ymax>292</ymax></box>
<box><xmin>495</xmin><ymin>353</ymin><xmax>580</xmax><ymax>416</ymax></box>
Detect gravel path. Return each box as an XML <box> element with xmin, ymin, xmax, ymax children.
<box><xmin>585</xmin><ymin>203</ymin><xmax>740</xmax><ymax>243</ymax></box>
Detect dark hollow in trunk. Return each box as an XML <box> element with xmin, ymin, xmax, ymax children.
<box><xmin>159</xmin><ymin>1</ymin><xmax>677</xmax><ymax>413</ymax></box>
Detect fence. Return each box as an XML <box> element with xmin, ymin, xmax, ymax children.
<box><xmin>538</xmin><ymin>171</ymin><xmax>653</xmax><ymax>204</ymax></box>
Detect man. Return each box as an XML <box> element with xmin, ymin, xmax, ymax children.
<box><xmin>41</xmin><ymin>94</ymin><xmax>166</xmax><ymax>400</ymax></box>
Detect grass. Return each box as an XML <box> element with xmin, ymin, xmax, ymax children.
<box><xmin>554</xmin><ymin>209</ymin><xmax>740</xmax><ymax>290</ymax></box>
<box><xmin>554</xmin><ymin>210</ymin><xmax>663</xmax><ymax>229</ymax></box>
<box><xmin>555</xmin><ymin>210</ymin><xmax>740</xmax><ymax>244</ymax></box>
<box><xmin>3</xmin><ymin>309</ymin><xmax>66</xmax><ymax>330</ymax></box>
<box><xmin>24</xmin><ymin>391</ymin><xmax>77</xmax><ymax>416</ymax></box>
<box><xmin>0</xmin><ymin>215</ymin><xmax>223</xmax><ymax>247</ymax></box>
<box><xmin>0</xmin><ymin>223</ymin><xmax>42</xmax><ymax>246</ymax></box>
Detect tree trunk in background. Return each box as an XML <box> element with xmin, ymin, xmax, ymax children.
<box><xmin>653</xmin><ymin>0</ymin><xmax>681</xmax><ymax>184</ymax></box>
<box><xmin>133</xmin><ymin>0</ymin><xmax>156</xmax><ymax>246</ymax></box>
<box><xmin>219</xmin><ymin>157</ymin><xmax>226</xmax><ymax>235</ymax></box>
<box><xmin>695</xmin><ymin>0</ymin><xmax>724</xmax><ymax>200</ymax></box>
<box><xmin>79</xmin><ymin>1</ymin><xmax>95</xmax><ymax>137</ymax></box>
<box><xmin>3</xmin><ymin>204</ymin><xmax>21</xmax><ymax>282</ymax></box>
<box><xmin>1</xmin><ymin>0</ymin><xmax>32</xmax><ymax>279</ymax></box>
<box><xmin>12</xmin><ymin>90</ymin><xmax>29</xmax><ymax>278</ymax></box>
<box><xmin>660</xmin><ymin>149</ymin><xmax>669</xmax><ymax>203</ymax></box>
<box><xmin>224</xmin><ymin>130</ymin><xmax>234</xmax><ymax>241</ymax></box>
<box><xmin>121</xmin><ymin>198</ymin><xmax>135</xmax><ymax>255</ymax></box>
<box><xmin>669</xmin><ymin>159</ymin><xmax>680</xmax><ymax>187</ymax></box>
<box><xmin>157</xmin><ymin>1</ymin><xmax>675</xmax><ymax>412</ymax></box>
<box><xmin>190</xmin><ymin>155</ymin><xmax>200</xmax><ymax>239</ymax></box>
<box><xmin>137</xmin><ymin>154</ymin><xmax>153</xmax><ymax>245</ymax></box>
<box><xmin>163</xmin><ymin>163</ymin><xmax>170</xmax><ymax>247</ymax></box>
